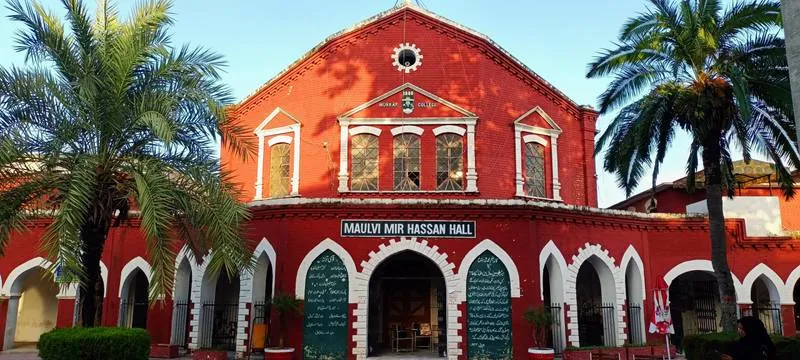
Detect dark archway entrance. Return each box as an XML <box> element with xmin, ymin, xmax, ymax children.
<box><xmin>367</xmin><ymin>251</ymin><xmax>446</xmax><ymax>357</ymax></box>
<box><xmin>121</xmin><ymin>269</ymin><xmax>149</xmax><ymax>328</ymax></box>
<box><xmin>668</xmin><ymin>271</ymin><xmax>720</xmax><ymax>351</ymax></box>
<box><xmin>575</xmin><ymin>256</ymin><xmax>616</xmax><ymax>347</ymax></box>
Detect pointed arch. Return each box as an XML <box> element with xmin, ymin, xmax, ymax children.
<box><xmin>742</xmin><ymin>263</ymin><xmax>791</xmax><ymax>304</ymax></box>
<box><xmin>118</xmin><ymin>257</ymin><xmax>152</xmax><ymax>298</ymax></box>
<box><xmin>4</xmin><ymin>257</ymin><xmax>54</xmax><ymax>296</ymax></box>
<box><xmin>565</xmin><ymin>243</ymin><xmax>624</xmax><ymax>347</ymax></box>
<box><xmin>353</xmin><ymin>237</ymin><xmax>462</xmax><ymax>359</ymax></box>
<box><xmin>457</xmin><ymin>239</ymin><xmax>521</xmax><ymax>302</ymax></box>
<box><xmin>539</xmin><ymin>240</ymin><xmax>568</xmax><ymax>301</ymax></box>
<box><xmin>663</xmin><ymin>259</ymin><xmax>745</xmax><ymax>301</ymax></box>
<box><xmin>295</xmin><ymin>238</ymin><xmax>358</xmax><ymax>302</ymax></box>
<box><xmin>786</xmin><ymin>265</ymin><xmax>800</xmax><ymax>305</ymax></box>
<box><xmin>243</xmin><ymin>238</ymin><xmax>277</xmax><ymax>303</ymax></box>
<box><xmin>620</xmin><ymin>245</ymin><xmax>646</xmax><ymax>300</ymax></box>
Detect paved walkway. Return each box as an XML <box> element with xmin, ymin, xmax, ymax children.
<box><xmin>0</xmin><ymin>350</ymin><xmax>193</xmax><ymax>360</ymax></box>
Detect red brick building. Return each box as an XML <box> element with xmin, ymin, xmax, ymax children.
<box><xmin>1</xmin><ymin>3</ymin><xmax>799</xmax><ymax>360</ymax></box>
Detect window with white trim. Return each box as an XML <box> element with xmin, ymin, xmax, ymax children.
<box><xmin>436</xmin><ymin>134</ymin><xmax>464</xmax><ymax>190</ymax></box>
<box><xmin>393</xmin><ymin>134</ymin><xmax>421</xmax><ymax>191</ymax></box>
<box><xmin>269</xmin><ymin>143</ymin><xmax>291</xmax><ymax>197</ymax></box>
<box><xmin>524</xmin><ymin>142</ymin><xmax>546</xmax><ymax>198</ymax></box>
<box><xmin>350</xmin><ymin>134</ymin><xmax>379</xmax><ymax>191</ymax></box>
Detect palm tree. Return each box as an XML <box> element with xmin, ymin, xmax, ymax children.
<box><xmin>589</xmin><ymin>0</ymin><xmax>799</xmax><ymax>332</ymax></box>
<box><xmin>0</xmin><ymin>0</ymin><xmax>254</xmax><ymax>326</ymax></box>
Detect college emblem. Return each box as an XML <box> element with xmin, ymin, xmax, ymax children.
<box><xmin>402</xmin><ymin>90</ymin><xmax>414</xmax><ymax>114</ymax></box>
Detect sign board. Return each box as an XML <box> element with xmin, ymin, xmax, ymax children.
<box><xmin>340</xmin><ymin>220</ymin><xmax>476</xmax><ymax>238</ymax></box>
<box><xmin>302</xmin><ymin>250</ymin><xmax>349</xmax><ymax>360</ymax></box>
<box><xmin>467</xmin><ymin>251</ymin><xmax>513</xmax><ymax>360</ymax></box>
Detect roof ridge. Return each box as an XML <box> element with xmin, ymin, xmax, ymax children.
<box><xmin>233</xmin><ymin>4</ymin><xmax>588</xmax><ymax>113</ymax></box>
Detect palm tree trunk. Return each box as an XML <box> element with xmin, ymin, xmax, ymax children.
<box><xmin>79</xmin><ymin>215</ymin><xmax>111</xmax><ymax>327</ymax></box>
<box><xmin>701</xmin><ymin>138</ymin><xmax>738</xmax><ymax>333</ymax></box>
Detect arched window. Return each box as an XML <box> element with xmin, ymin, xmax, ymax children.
<box><xmin>393</xmin><ymin>134</ymin><xmax>420</xmax><ymax>191</ymax></box>
<box><xmin>524</xmin><ymin>142</ymin><xmax>546</xmax><ymax>197</ymax></box>
<box><xmin>436</xmin><ymin>134</ymin><xmax>463</xmax><ymax>190</ymax></box>
<box><xmin>269</xmin><ymin>143</ymin><xmax>291</xmax><ymax>197</ymax></box>
<box><xmin>351</xmin><ymin>134</ymin><xmax>379</xmax><ymax>191</ymax></box>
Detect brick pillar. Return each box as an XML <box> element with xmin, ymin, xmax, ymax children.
<box><xmin>188</xmin><ymin>302</ymin><xmax>200</xmax><ymax>350</ymax></box>
<box><xmin>781</xmin><ymin>305</ymin><xmax>797</xmax><ymax>336</ymax></box>
<box><xmin>621</xmin><ymin>301</ymin><xmax>629</xmax><ymax>345</ymax></box>
<box><xmin>236</xmin><ymin>302</ymin><xmax>252</xmax><ymax>357</ymax></box>
<box><xmin>147</xmin><ymin>299</ymin><xmax>174</xmax><ymax>345</ymax></box>
<box><xmin>0</xmin><ymin>296</ymin><xmax>8</xmax><ymax>350</ymax></box>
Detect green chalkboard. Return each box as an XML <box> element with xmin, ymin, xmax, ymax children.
<box><xmin>467</xmin><ymin>251</ymin><xmax>512</xmax><ymax>360</ymax></box>
<box><xmin>303</xmin><ymin>250</ymin><xmax>349</xmax><ymax>360</ymax></box>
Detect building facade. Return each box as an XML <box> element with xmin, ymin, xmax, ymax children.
<box><xmin>1</xmin><ymin>3</ymin><xmax>800</xmax><ymax>360</ymax></box>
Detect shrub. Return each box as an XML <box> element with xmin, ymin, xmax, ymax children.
<box><xmin>38</xmin><ymin>327</ymin><xmax>150</xmax><ymax>360</ymax></box>
<box><xmin>683</xmin><ymin>332</ymin><xmax>800</xmax><ymax>360</ymax></box>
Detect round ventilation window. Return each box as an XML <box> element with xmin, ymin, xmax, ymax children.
<box><xmin>391</xmin><ymin>43</ymin><xmax>423</xmax><ymax>73</ymax></box>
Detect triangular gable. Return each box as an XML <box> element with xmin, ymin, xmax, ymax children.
<box><xmin>513</xmin><ymin>106</ymin><xmax>562</xmax><ymax>134</ymax></box>
<box><xmin>254</xmin><ymin>107</ymin><xmax>301</xmax><ymax>133</ymax></box>
<box><xmin>339</xmin><ymin>83</ymin><xmax>476</xmax><ymax>120</ymax></box>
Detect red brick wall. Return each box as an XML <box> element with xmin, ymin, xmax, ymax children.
<box><xmin>224</xmin><ymin>8</ymin><xmax>597</xmax><ymax>206</ymax></box>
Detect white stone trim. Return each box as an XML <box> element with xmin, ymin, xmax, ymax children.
<box><xmin>339</xmin><ymin>82</ymin><xmax>477</xmax><ymax>119</ymax></box>
<box><xmin>254</xmin><ymin>107</ymin><xmax>301</xmax><ymax>134</ymax></box>
<box><xmin>254</xmin><ymin>108</ymin><xmax>301</xmax><ymax>200</ymax></box>
<box><xmin>564</xmin><ymin>243</ymin><xmax>624</xmax><ymax>347</ymax></box>
<box><xmin>352</xmin><ymin>237</ymin><xmax>461</xmax><ymax>360</ymax></box>
<box><xmin>662</xmin><ymin>259</ymin><xmax>745</xmax><ymax>302</ymax></box>
<box><xmin>539</xmin><ymin>240</ymin><xmax>568</xmax><ymax>301</ymax></box>
<box><xmin>741</xmin><ymin>263</ymin><xmax>791</xmax><ymax>304</ymax></box>
<box><xmin>295</xmin><ymin>238</ymin><xmax>358</xmax><ymax>302</ymax></box>
<box><xmin>785</xmin><ymin>265</ymin><xmax>800</xmax><ymax>305</ymax></box>
<box><xmin>458</xmin><ymin>239</ymin><xmax>521</xmax><ymax>302</ymax></box>
<box><xmin>173</xmin><ymin>245</ymin><xmax>199</xmax><ymax>299</ymax></box>
<box><xmin>514</xmin><ymin>106</ymin><xmax>562</xmax><ymax>200</ymax></box>
<box><xmin>523</xmin><ymin>134</ymin><xmax>548</xmax><ymax>146</ymax></box>
<box><xmin>433</xmin><ymin>125</ymin><xmax>466</xmax><ymax>136</ymax></box>
<box><xmin>349</xmin><ymin>126</ymin><xmax>382</xmax><ymax>136</ymax></box>
<box><xmin>619</xmin><ymin>245</ymin><xmax>646</xmax><ymax>300</ymax></box>
<box><xmin>119</xmin><ymin>256</ymin><xmax>152</xmax><ymax>298</ymax></box>
<box><xmin>390</xmin><ymin>125</ymin><xmax>424</xmax><ymax>136</ymax></box>
<box><xmin>539</xmin><ymin>240</ymin><xmax>568</xmax><ymax>351</ymax></box>
<box><xmin>267</xmin><ymin>135</ymin><xmax>292</xmax><ymax>147</ymax></box>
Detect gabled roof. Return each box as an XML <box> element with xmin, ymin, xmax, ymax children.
<box><xmin>338</xmin><ymin>82</ymin><xmax>477</xmax><ymax>120</ymax></box>
<box><xmin>234</xmin><ymin>2</ymin><xmax>589</xmax><ymax>114</ymax></box>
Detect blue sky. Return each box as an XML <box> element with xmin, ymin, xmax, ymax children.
<box><xmin>0</xmin><ymin>0</ymin><xmax>702</xmax><ymax>207</ymax></box>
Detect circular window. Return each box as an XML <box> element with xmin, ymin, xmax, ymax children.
<box><xmin>391</xmin><ymin>43</ymin><xmax>423</xmax><ymax>73</ymax></box>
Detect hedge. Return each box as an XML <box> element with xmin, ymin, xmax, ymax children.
<box><xmin>683</xmin><ymin>332</ymin><xmax>800</xmax><ymax>360</ymax></box>
<box><xmin>38</xmin><ymin>327</ymin><xmax>150</xmax><ymax>360</ymax></box>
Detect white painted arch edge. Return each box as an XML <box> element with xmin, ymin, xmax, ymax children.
<box><xmin>785</xmin><ymin>265</ymin><xmax>800</xmax><ymax>304</ymax></box>
<box><xmin>662</xmin><ymin>259</ymin><xmax>745</xmax><ymax>301</ymax></box>
<box><xmin>390</xmin><ymin>125</ymin><xmax>424</xmax><ymax>136</ymax></box>
<box><xmin>457</xmin><ymin>239</ymin><xmax>521</xmax><ymax>302</ymax></box>
<box><xmin>295</xmin><ymin>238</ymin><xmax>359</xmax><ymax>303</ymax></box>
<box><xmin>2</xmin><ymin>257</ymin><xmax>86</xmax><ymax>297</ymax></box>
<box><xmin>620</xmin><ymin>245</ymin><xmax>646</xmax><ymax>300</ymax></box>
<box><xmin>244</xmin><ymin>238</ymin><xmax>278</xmax><ymax>303</ymax></box>
<box><xmin>432</xmin><ymin>125</ymin><xmax>466</xmax><ymax>136</ymax></box>
<box><xmin>267</xmin><ymin>135</ymin><xmax>293</xmax><ymax>147</ymax></box>
<box><xmin>741</xmin><ymin>263</ymin><xmax>792</xmax><ymax>305</ymax></box>
<box><xmin>523</xmin><ymin>134</ymin><xmax>548</xmax><ymax>146</ymax></box>
<box><xmin>539</xmin><ymin>240</ymin><xmax>568</xmax><ymax>301</ymax></box>
<box><xmin>118</xmin><ymin>256</ymin><xmax>153</xmax><ymax>298</ymax></box>
<box><xmin>349</xmin><ymin>126</ymin><xmax>382</xmax><ymax>137</ymax></box>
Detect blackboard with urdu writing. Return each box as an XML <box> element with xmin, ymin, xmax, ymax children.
<box><xmin>303</xmin><ymin>250</ymin><xmax>349</xmax><ymax>360</ymax></box>
<box><xmin>467</xmin><ymin>251</ymin><xmax>512</xmax><ymax>360</ymax></box>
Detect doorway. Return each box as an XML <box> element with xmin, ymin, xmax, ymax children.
<box><xmin>367</xmin><ymin>251</ymin><xmax>446</xmax><ymax>357</ymax></box>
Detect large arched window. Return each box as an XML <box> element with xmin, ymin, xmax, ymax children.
<box><xmin>351</xmin><ymin>134</ymin><xmax>379</xmax><ymax>191</ymax></box>
<box><xmin>269</xmin><ymin>143</ymin><xmax>291</xmax><ymax>197</ymax></box>
<box><xmin>524</xmin><ymin>142</ymin><xmax>546</xmax><ymax>198</ymax></box>
<box><xmin>393</xmin><ymin>134</ymin><xmax>421</xmax><ymax>191</ymax></box>
<box><xmin>436</xmin><ymin>134</ymin><xmax>463</xmax><ymax>190</ymax></box>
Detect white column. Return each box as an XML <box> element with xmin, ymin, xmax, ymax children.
<box><xmin>337</xmin><ymin>120</ymin><xmax>350</xmax><ymax>192</ymax></box>
<box><xmin>291</xmin><ymin>125</ymin><xmax>300</xmax><ymax>196</ymax></box>
<box><xmin>465</xmin><ymin>120</ymin><xmax>478</xmax><ymax>192</ymax></box>
<box><xmin>3</xmin><ymin>295</ymin><xmax>19</xmax><ymax>350</ymax></box>
<box><xmin>551</xmin><ymin>135</ymin><xmax>561</xmax><ymax>201</ymax></box>
<box><xmin>514</xmin><ymin>128</ymin><xmax>524</xmax><ymax>196</ymax></box>
<box><xmin>255</xmin><ymin>135</ymin><xmax>265</xmax><ymax>200</ymax></box>
<box><xmin>236</xmin><ymin>271</ymin><xmax>253</xmax><ymax>356</ymax></box>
